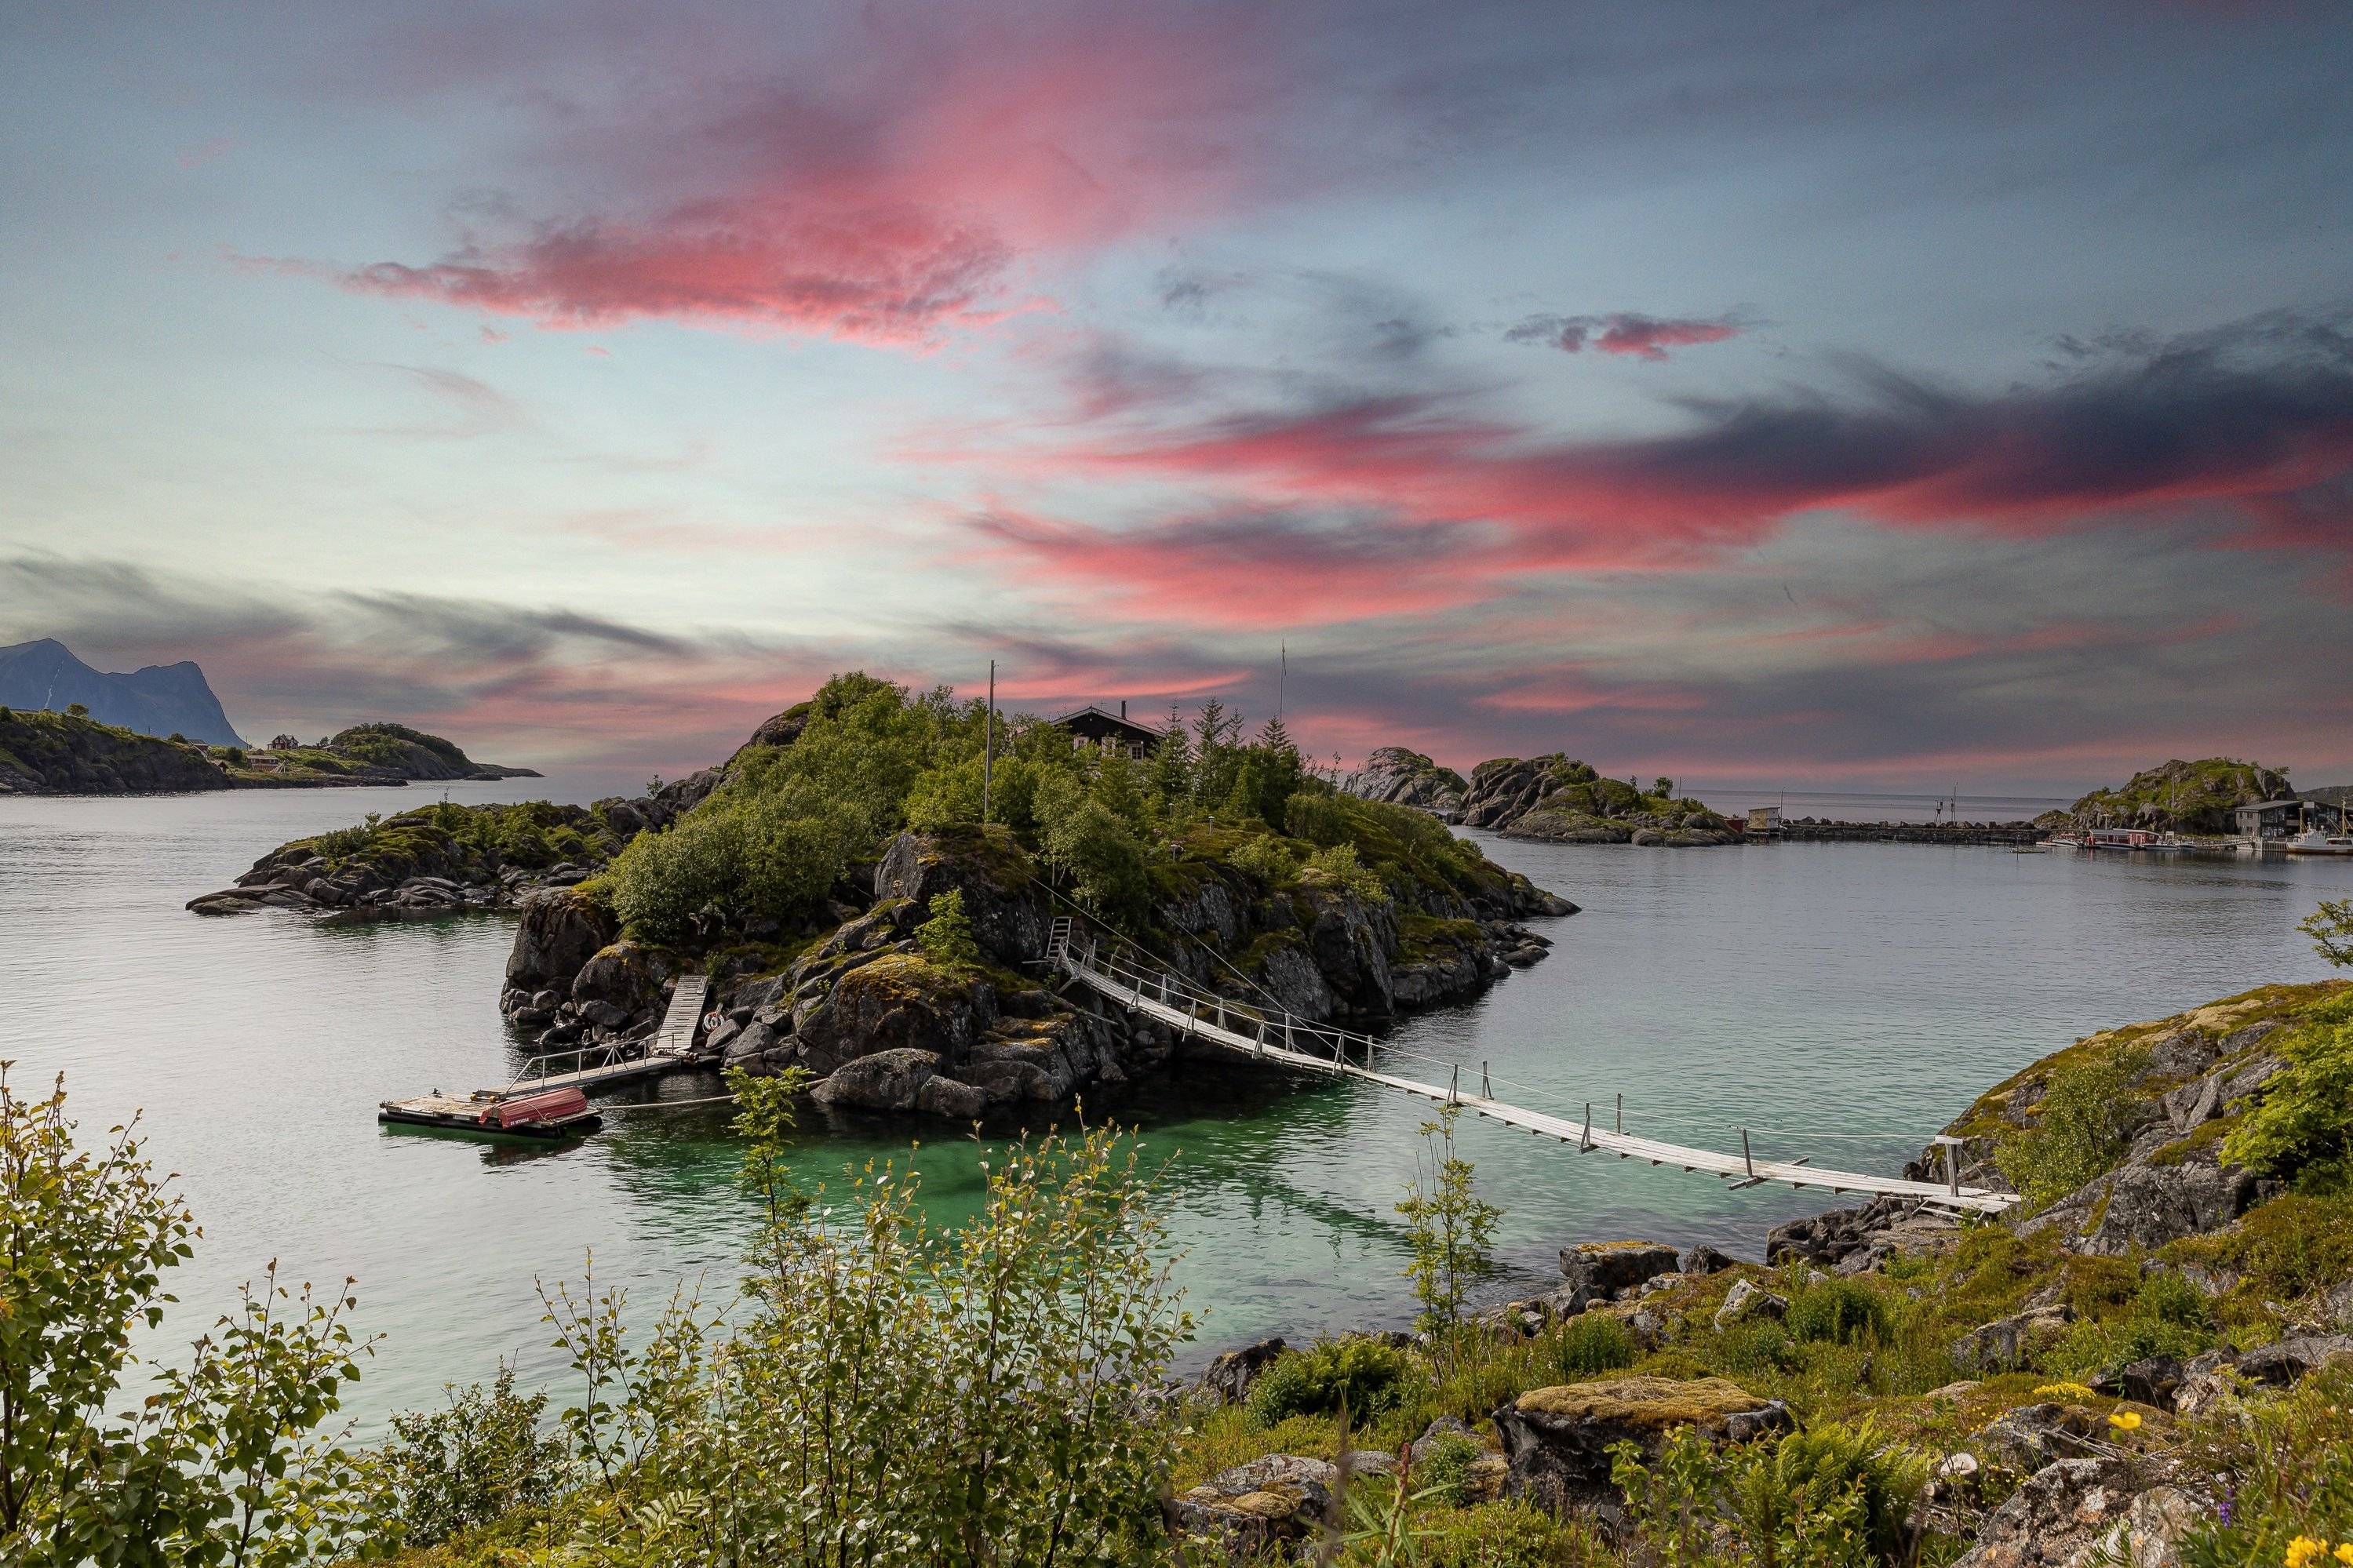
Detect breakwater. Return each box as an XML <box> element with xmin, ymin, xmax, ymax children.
<box><xmin>1771</xmin><ymin>819</ymin><xmax>2043</xmax><ymax>846</ymax></box>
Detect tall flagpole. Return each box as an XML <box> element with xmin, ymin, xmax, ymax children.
<box><xmin>982</xmin><ymin>659</ymin><xmax>996</xmax><ymax>824</ymax></box>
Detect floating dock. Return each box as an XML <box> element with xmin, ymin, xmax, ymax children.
<box><xmin>378</xmin><ymin>975</ymin><xmax>712</xmax><ymax>1141</ymax></box>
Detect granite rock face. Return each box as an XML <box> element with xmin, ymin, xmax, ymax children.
<box><xmin>1340</xmin><ymin>747</ymin><xmax>1469</xmax><ymax>821</ymax></box>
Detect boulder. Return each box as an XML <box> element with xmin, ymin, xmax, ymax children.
<box><xmin>1166</xmin><ymin>1454</ymin><xmax>1335</xmax><ymax>1558</ymax></box>
<box><xmin>810</xmin><ymin>1049</ymin><xmax>942</xmax><ymax>1112</ymax></box>
<box><xmin>1199</xmin><ymin>1337</ymin><xmax>1287</xmax><ymax>1404</ymax></box>
<box><xmin>1714</xmin><ymin>1278</ymin><xmax>1789</xmax><ymax>1330</ymax></box>
<box><xmin>1968</xmin><ymin>1404</ymin><xmax>2102</xmax><ymax>1473</ymax></box>
<box><xmin>1492</xmin><ymin>1376</ymin><xmax>1790</xmax><ymax>1513</ymax></box>
<box><xmin>1683</xmin><ymin>1244</ymin><xmax>1739</xmax><ymax>1275</ymax></box>
<box><xmin>505</xmin><ymin>887</ymin><xmax>617</xmax><ymax>993</ymax></box>
<box><xmin>1952</xmin><ymin>1307</ymin><xmax>2073</xmax><ymax>1375</ymax></box>
<box><xmin>912</xmin><ymin>1073</ymin><xmax>989</xmax><ymax>1120</ymax></box>
<box><xmin>796</xmin><ymin>954</ymin><xmax>990</xmax><ymax>1076</ymax></box>
<box><xmin>1952</xmin><ymin>1459</ymin><xmax>2200</xmax><ymax>1568</ymax></box>
<box><xmin>2020</xmin><ymin>1150</ymin><xmax>2265</xmax><ymax>1257</ymax></box>
<box><xmin>872</xmin><ymin>828</ymin><xmax>1050</xmax><ymax>966</ymax></box>
<box><xmin>2234</xmin><ymin>1332</ymin><xmax>2353</xmax><ymax>1387</ymax></box>
<box><xmin>2111</xmin><ymin>1358</ymin><xmax>2183</xmax><ymax>1409</ymax></box>
<box><xmin>571</xmin><ymin>941</ymin><xmax>661</xmax><ymax>1016</ymax></box>
<box><xmin>1341</xmin><ymin>747</ymin><xmax>1470</xmax><ymax>820</ymax></box>
<box><xmin>1557</xmin><ymin>1241</ymin><xmax>1681</xmax><ymax>1308</ymax></box>
<box><xmin>1408</xmin><ymin>1415</ymin><xmax>1480</xmax><ymax>1464</ymax></box>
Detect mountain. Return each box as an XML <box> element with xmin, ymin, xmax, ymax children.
<box><xmin>0</xmin><ymin>638</ymin><xmax>246</xmax><ymax>746</ymax></box>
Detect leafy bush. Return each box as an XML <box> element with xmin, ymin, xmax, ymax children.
<box><xmin>1995</xmin><ymin>1045</ymin><xmax>2151</xmax><ymax>1207</ymax></box>
<box><xmin>1714</xmin><ymin>1320</ymin><xmax>1801</xmax><ymax>1378</ymax></box>
<box><xmin>1247</xmin><ymin>1338</ymin><xmax>1414</xmax><ymax>1427</ymax></box>
<box><xmin>1421</xmin><ymin>1497</ymin><xmax>1601</xmax><ymax>1566</ymax></box>
<box><xmin>1227</xmin><ymin>832</ymin><xmax>1300</xmax><ymax>885</ymax></box>
<box><xmin>2136</xmin><ymin>1267</ymin><xmax>2214</xmax><ymax>1333</ymax></box>
<box><xmin>541</xmin><ymin>1111</ymin><xmax>1193</xmax><ymax>1563</ymax></box>
<box><xmin>0</xmin><ymin>1070</ymin><xmax>387</xmax><ymax>1560</ymax></box>
<box><xmin>914</xmin><ymin>888</ymin><xmax>982</xmax><ymax>968</ymax></box>
<box><xmin>2225</xmin><ymin>1002</ymin><xmax>2353</xmax><ymax>1185</ymax></box>
<box><xmin>1614</xmin><ymin>1422</ymin><xmax>1927</xmax><ymax>1568</ymax></box>
<box><xmin>1547</xmin><ymin>1312</ymin><xmax>1637</xmax><ymax>1381</ymax></box>
<box><xmin>1306</xmin><ymin>840</ymin><xmax>1389</xmax><ymax>902</ymax></box>
<box><xmin>1788</xmin><ymin>1278</ymin><xmax>1892</xmax><ymax>1346</ymax></box>
<box><xmin>370</xmin><ymin>1363</ymin><xmax>566</xmax><ymax>1546</ymax></box>
<box><xmin>1398</xmin><ymin>1106</ymin><xmax>1502</xmax><ymax>1337</ymax></box>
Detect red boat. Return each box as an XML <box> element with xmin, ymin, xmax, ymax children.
<box><xmin>479</xmin><ymin>1086</ymin><xmax>592</xmax><ymax>1129</ymax></box>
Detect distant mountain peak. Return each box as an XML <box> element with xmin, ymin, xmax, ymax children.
<box><xmin>0</xmin><ymin>638</ymin><xmax>246</xmax><ymax>746</ymax></box>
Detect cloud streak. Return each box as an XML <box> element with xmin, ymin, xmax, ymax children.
<box><xmin>1506</xmin><ymin>311</ymin><xmax>1744</xmax><ymax>360</ymax></box>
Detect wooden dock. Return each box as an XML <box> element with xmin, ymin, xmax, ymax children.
<box><xmin>378</xmin><ymin>974</ymin><xmax>716</xmax><ymax>1137</ymax></box>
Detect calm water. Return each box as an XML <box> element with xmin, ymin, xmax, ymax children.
<box><xmin>2</xmin><ymin>781</ymin><xmax>2345</xmax><ymax>1427</ymax></box>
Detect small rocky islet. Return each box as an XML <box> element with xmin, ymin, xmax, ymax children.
<box><xmin>1346</xmin><ymin>746</ymin><xmax>1742</xmax><ymax>846</ymax></box>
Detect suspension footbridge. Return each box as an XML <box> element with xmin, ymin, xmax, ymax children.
<box><xmin>1045</xmin><ymin>918</ymin><xmax>2016</xmax><ymax>1215</ymax></box>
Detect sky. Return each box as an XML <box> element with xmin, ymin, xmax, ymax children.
<box><xmin>2</xmin><ymin>0</ymin><xmax>2350</xmax><ymax>797</ymax></box>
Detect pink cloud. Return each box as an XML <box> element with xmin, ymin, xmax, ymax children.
<box><xmin>319</xmin><ymin>18</ymin><xmax>1279</xmax><ymax>344</ymax></box>
<box><xmin>1507</xmin><ymin>311</ymin><xmax>1744</xmax><ymax>361</ymax></box>
<box><xmin>967</xmin><ymin>504</ymin><xmax>1502</xmax><ymax>628</ymax></box>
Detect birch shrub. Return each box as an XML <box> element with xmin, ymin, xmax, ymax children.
<box><xmin>517</xmin><ymin>1093</ymin><xmax>1195</xmax><ymax>1567</ymax></box>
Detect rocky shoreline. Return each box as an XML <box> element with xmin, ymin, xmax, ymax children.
<box><xmin>2</xmin><ymin>709</ymin><xmax>540</xmax><ymax>795</ymax></box>
<box><xmin>1165</xmin><ymin>980</ymin><xmax>2353</xmax><ymax>1562</ymax></box>
<box><xmin>501</xmin><ymin>821</ymin><xmax>1573</xmax><ymax>1119</ymax></box>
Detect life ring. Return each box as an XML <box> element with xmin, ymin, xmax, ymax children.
<box><xmin>703</xmin><ymin>1011</ymin><xmax>726</xmax><ymax>1032</ymax></box>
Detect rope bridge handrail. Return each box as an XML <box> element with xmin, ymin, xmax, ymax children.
<box><xmin>1044</xmin><ymin>917</ymin><xmax>2016</xmax><ymax>1214</ymax></box>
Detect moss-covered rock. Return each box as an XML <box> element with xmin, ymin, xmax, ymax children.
<box><xmin>0</xmin><ymin>708</ymin><xmax>228</xmax><ymax>795</ymax></box>
<box><xmin>1494</xmin><ymin>1375</ymin><xmax>1790</xmax><ymax>1512</ymax></box>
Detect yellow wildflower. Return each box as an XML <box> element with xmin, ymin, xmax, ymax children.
<box><xmin>2034</xmin><ymin>1381</ymin><xmax>2096</xmax><ymax>1401</ymax></box>
<box><xmin>2107</xmin><ymin>1410</ymin><xmax>2142</xmax><ymax>1432</ymax></box>
<box><xmin>2334</xmin><ymin>1545</ymin><xmax>2353</xmax><ymax>1567</ymax></box>
<box><xmin>2286</xmin><ymin>1537</ymin><xmax>2326</xmax><ymax>1568</ymax></box>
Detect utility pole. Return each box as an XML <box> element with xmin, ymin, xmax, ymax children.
<box><xmin>982</xmin><ymin>659</ymin><xmax>996</xmax><ymax>824</ymax></box>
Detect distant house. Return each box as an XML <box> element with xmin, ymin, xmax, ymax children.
<box><xmin>2234</xmin><ymin>799</ymin><xmax>2302</xmax><ymax>841</ymax></box>
<box><xmin>1747</xmin><ymin>806</ymin><xmax>1783</xmax><ymax>835</ymax></box>
<box><xmin>1054</xmin><ymin>703</ymin><xmax>1160</xmax><ymax>758</ymax></box>
<box><xmin>269</xmin><ymin>733</ymin><xmax>299</xmax><ymax>749</ymax></box>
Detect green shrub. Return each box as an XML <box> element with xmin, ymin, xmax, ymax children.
<box><xmin>1714</xmin><ymin>1320</ymin><xmax>1801</xmax><ymax>1378</ymax></box>
<box><xmin>2135</xmin><ymin>1268</ymin><xmax>2214</xmax><ymax>1333</ymax></box>
<box><xmin>2225</xmin><ymin>1003</ymin><xmax>2353</xmax><ymax>1184</ymax></box>
<box><xmin>1227</xmin><ymin>833</ymin><xmax>1299</xmax><ymax>885</ymax></box>
<box><xmin>1422</xmin><ymin>1497</ymin><xmax>1599</xmax><ymax>1566</ymax></box>
<box><xmin>1547</xmin><ymin>1313</ymin><xmax>1637</xmax><ymax>1381</ymax></box>
<box><xmin>2165</xmin><ymin>1192</ymin><xmax>2353</xmax><ymax>1303</ymax></box>
<box><xmin>1614</xmin><ymin>1422</ymin><xmax>1926</xmax><ymax>1568</ymax></box>
<box><xmin>371</xmin><ymin>1363</ymin><xmax>567</xmax><ymax>1546</ymax></box>
<box><xmin>1247</xmin><ymin>1338</ymin><xmax>1413</xmax><ymax>1427</ymax></box>
<box><xmin>1411</xmin><ymin>1431</ymin><xmax>1489</xmax><ymax>1507</ymax></box>
<box><xmin>1789</xmin><ymin>1278</ymin><xmax>1892</xmax><ymax>1346</ymax></box>
<box><xmin>1995</xmin><ymin>1045</ymin><xmax>2151</xmax><ymax>1207</ymax></box>
<box><xmin>1305</xmin><ymin>840</ymin><xmax>1388</xmax><ymax>902</ymax></box>
<box><xmin>914</xmin><ymin>888</ymin><xmax>981</xmax><ymax>969</ymax></box>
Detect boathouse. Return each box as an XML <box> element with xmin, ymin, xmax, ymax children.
<box><xmin>1055</xmin><ymin>702</ymin><xmax>1160</xmax><ymax>757</ymax></box>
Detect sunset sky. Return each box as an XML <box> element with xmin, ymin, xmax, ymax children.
<box><xmin>4</xmin><ymin>1</ymin><xmax>2351</xmax><ymax>795</ymax></box>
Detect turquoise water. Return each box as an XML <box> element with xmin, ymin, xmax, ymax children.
<box><xmin>2</xmin><ymin>781</ymin><xmax>2344</xmax><ymax>1427</ymax></box>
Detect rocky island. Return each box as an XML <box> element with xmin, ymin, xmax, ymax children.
<box><xmin>208</xmin><ymin>675</ymin><xmax>1575</xmax><ymax>1117</ymax></box>
<box><xmin>2036</xmin><ymin>756</ymin><xmax>2297</xmax><ymax>835</ymax></box>
<box><xmin>1346</xmin><ymin>746</ymin><xmax>1738</xmax><ymax>846</ymax></box>
<box><xmin>1</xmin><ymin>708</ymin><xmax>538</xmax><ymax>795</ymax></box>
